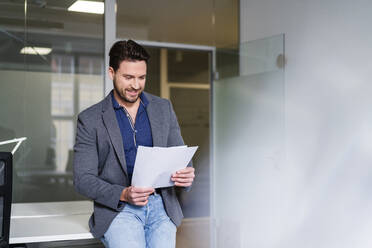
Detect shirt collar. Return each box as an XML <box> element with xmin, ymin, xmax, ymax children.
<box><xmin>111</xmin><ymin>91</ymin><xmax>149</xmax><ymax>110</ymax></box>
<box><xmin>140</xmin><ymin>92</ymin><xmax>149</xmax><ymax>107</ymax></box>
<box><xmin>111</xmin><ymin>92</ymin><xmax>121</xmax><ymax>110</ymax></box>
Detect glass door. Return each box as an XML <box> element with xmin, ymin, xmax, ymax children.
<box><xmin>212</xmin><ymin>34</ymin><xmax>285</xmax><ymax>247</ymax></box>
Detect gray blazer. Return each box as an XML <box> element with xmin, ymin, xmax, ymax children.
<box><xmin>73</xmin><ymin>91</ymin><xmax>188</xmax><ymax>238</ymax></box>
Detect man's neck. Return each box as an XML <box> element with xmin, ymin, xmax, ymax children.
<box><xmin>113</xmin><ymin>91</ymin><xmax>141</xmax><ymax>123</ymax></box>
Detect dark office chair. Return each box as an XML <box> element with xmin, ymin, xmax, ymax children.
<box><xmin>0</xmin><ymin>152</ymin><xmax>12</xmax><ymax>248</ymax></box>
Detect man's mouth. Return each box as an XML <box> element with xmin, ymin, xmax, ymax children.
<box><xmin>126</xmin><ymin>90</ymin><xmax>139</xmax><ymax>97</ymax></box>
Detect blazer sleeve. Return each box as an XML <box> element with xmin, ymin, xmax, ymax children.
<box><xmin>73</xmin><ymin>114</ymin><xmax>125</xmax><ymax>211</ymax></box>
<box><xmin>166</xmin><ymin>100</ymin><xmax>193</xmax><ymax>192</ymax></box>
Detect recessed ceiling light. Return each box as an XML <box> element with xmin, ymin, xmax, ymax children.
<box><xmin>68</xmin><ymin>0</ymin><xmax>104</xmax><ymax>15</ymax></box>
<box><xmin>20</xmin><ymin>47</ymin><xmax>52</xmax><ymax>55</ymax></box>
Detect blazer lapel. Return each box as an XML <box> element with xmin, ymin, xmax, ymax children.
<box><xmin>101</xmin><ymin>94</ymin><xmax>128</xmax><ymax>175</ymax></box>
<box><xmin>145</xmin><ymin>93</ymin><xmax>166</xmax><ymax>147</ymax></box>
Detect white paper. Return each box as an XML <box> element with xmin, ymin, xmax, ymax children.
<box><xmin>132</xmin><ymin>146</ymin><xmax>198</xmax><ymax>188</ymax></box>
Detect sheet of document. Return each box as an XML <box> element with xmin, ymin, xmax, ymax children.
<box><xmin>132</xmin><ymin>146</ymin><xmax>198</xmax><ymax>188</ymax></box>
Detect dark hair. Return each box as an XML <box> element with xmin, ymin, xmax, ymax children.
<box><xmin>109</xmin><ymin>40</ymin><xmax>150</xmax><ymax>71</ymax></box>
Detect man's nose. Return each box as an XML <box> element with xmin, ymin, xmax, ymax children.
<box><xmin>132</xmin><ymin>78</ymin><xmax>140</xmax><ymax>90</ymax></box>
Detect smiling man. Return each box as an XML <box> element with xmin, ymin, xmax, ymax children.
<box><xmin>73</xmin><ymin>40</ymin><xmax>195</xmax><ymax>248</ymax></box>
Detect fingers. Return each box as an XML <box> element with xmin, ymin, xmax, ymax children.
<box><xmin>129</xmin><ymin>196</ymin><xmax>149</xmax><ymax>206</ymax></box>
<box><xmin>125</xmin><ymin>186</ymin><xmax>154</xmax><ymax>206</ymax></box>
<box><xmin>172</xmin><ymin>177</ymin><xmax>194</xmax><ymax>183</ymax></box>
<box><xmin>172</xmin><ymin>168</ymin><xmax>195</xmax><ymax>179</ymax></box>
<box><xmin>174</xmin><ymin>181</ymin><xmax>192</xmax><ymax>187</ymax></box>
<box><xmin>171</xmin><ymin>167</ymin><xmax>195</xmax><ymax>187</ymax></box>
<box><xmin>172</xmin><ymin>168</ymin><xmax>195</xmax><ymax>178</ymax></box>
<box><xmin>176</xmin><ymin>167</ymin><xmax>195</xmax><ymax>174</ymax></box>
<box><xmin>130</xmin><ymin>192</ymin><xmax>151</xmax><ymax>199</ymax></box>
<box><xmin>131</xmin><ymin>187</ymin><xmax>155</xmax><ymax>194</ymax></box>
<box><xmin>172</xmin><ymin>172</ymin><xmax>195</xmax><ymax>178</ymax></box>
<box><xmin>132</xmin><ymin>196</ymin><xmax>149</xmax><ymax>205</ymax></box>
<box><xmin>133</xmin><ymin>199</ymin><xmax>148</xmax><ymax>206</ymax></box>
<box><xmin>172</xmin><ymin>177</ymin><xmax>193</xmax><ymax>187</ymax></box>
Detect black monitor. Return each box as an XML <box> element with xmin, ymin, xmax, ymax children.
<box><xmin>0</xmin><ymin>152</ymin><xmax>12</xmax><ymax>247</ymax></box>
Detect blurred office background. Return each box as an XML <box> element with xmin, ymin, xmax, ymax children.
<box><xmin>0</xmin><ymin>0</ymin><xmax>236</xmax><ymax>247</ymax></box>
<box><xmin>1</xmin><ymin>0</ymin><xmax>372</xmax><ymax>247</ymax></box>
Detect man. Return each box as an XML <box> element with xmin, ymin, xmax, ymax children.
<box><xmin>73</xmin><ymin>40</ymin><xmax>195</xmax><ymax>248</ymax></box>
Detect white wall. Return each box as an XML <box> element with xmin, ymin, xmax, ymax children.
<box><xmin>235</xmin><ymin>0</ymin><xmax>372</xmax><ymax>247</ymax></box>
<box><xmin>212</xmin><ymin>0</ymin><xmax>372</xmax><ymax>248</ymax></box>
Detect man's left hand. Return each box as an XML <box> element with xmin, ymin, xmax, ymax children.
<box><xmin>171</xmin><ymin>167</ymin><xmax>195</xmax><ymax>187</ymax></box>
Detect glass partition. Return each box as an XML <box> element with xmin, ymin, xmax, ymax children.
<box><xmin>213</xmin><ymin>34</ymin><xmax>285</xmax><ymax>247</ymax></box>
<box><xmin>0</xmin><ymin>0</ymin><xmax>104</xmax><ymax>203</ymax></box>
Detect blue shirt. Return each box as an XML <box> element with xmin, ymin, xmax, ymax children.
<box><xmin>111</xmin><ymin>92</ymin><xmax>153</xmax><ymax>183</ymax></box>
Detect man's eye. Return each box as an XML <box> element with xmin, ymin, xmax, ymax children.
<box><xmin>124</xmin><ymin>76</ymin><xmax>132</xmax><ymax>80</ymax></box>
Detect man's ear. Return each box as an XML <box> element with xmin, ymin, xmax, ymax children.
<box><xmin>108</xmin><ymin>67</ymin><xmax>115</xmax><ymax>80</ymax></box>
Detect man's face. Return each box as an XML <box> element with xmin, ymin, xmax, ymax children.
<box><xmin>109</xmin><ymin>60</ymin><xmax>147</xmax><ymax>104</ymax></box>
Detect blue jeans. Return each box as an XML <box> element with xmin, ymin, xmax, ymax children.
<box><xmin>100</xmin><ymin>194</ymin><xmax>177</xmax><ymax>248</ymax></box>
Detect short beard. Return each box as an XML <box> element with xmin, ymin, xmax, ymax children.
<box><xmin>114</xmin><ymin>87</ymin><xmax>138</xmax><ymax>104</ymax></box>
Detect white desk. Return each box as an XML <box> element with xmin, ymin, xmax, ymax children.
<box><xmin>10</xmin><ymin>201</ymin><xmax>94</xmax><ymax>244</ymax></box>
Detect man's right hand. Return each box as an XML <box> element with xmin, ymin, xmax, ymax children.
<box><xmin>120</xmin><ymin>186</ymin><xmax>154</xmax><ymax>206</ymax></box>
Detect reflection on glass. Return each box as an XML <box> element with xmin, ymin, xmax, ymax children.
<box><xmin>53</xmin><ymin>120</ymin><xmax>73</xmax><ymax>172</ymax></box>
<box><xmin>0</xmin><ymin>0</ymin><xmax>104</xmax><ymax>203</ymax></box>
<box><xmin>79</xmin><ymin>75</ymin><xmax>104</xmax><ymax>112</ymax></box>
<box><xmin>78</xmin><ymin>56</ymin><xmax>104</xmax><ymax>112</ymax></box>
<box><xmin>51</xmin><ymin>58</ymin><xmax>74</xmax><ymax>117</ymax></box>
